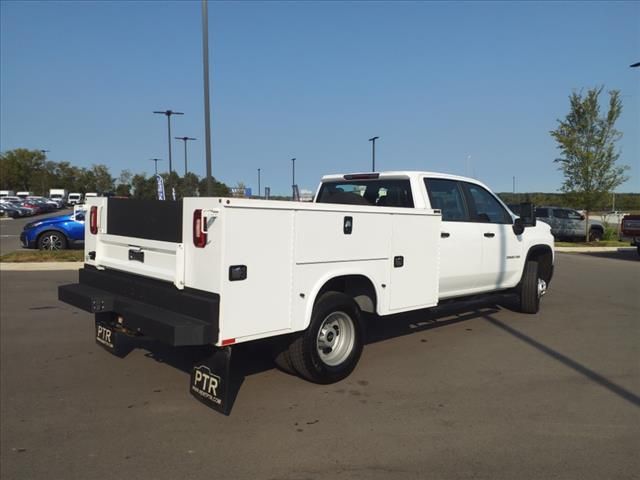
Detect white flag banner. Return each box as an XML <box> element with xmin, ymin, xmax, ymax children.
<box><xmin>156</xmin><ymin>174</ymin><xmax>165</xmax><ymax>200</ymax></box>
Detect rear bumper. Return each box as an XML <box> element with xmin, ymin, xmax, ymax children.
<box><xmin>58</xmin><ymin>265</ymin><xmax>220</xmax><ymax>346</ymax></box>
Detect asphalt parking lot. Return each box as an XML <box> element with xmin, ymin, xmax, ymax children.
<box><xmin>1</xmin><ymin>252</ymin><xmax>638</xmax><ymax>480</ymax></box>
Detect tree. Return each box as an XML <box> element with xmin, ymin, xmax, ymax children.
<box><xmin>115</xmin><ymin>169</ymin><xmax>133</xmax><ymax>196</ymax></box>
<box><xmin>550</xmin><ymin>86</ymin><xmax>629</xmax><ymax>239</ymax></box>
<box><xmin>131</xmin><ymin>174</ymin><xmax>157</xmax><ymax>199</ymax></box>
<box><xmin>180</xmin><ymin>172</ymin><xmax>200</xmax><ymax>198</ymax></box>
<box><xmin>0</xmin><ymin>148</ymin><xmax>46</xmax><ymax>191</ymax></box>
<box><xmin>198</xmin><ymin>176</ymin><xmax>231</xmax><ymax>197</ymax></box>
<box><xmin>53</xmin><ymin>161</ymin><xmax>82</xmax><ymax>192</ymax></box>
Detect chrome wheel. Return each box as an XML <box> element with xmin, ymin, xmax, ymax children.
<box><xmin>537</xmin><ymin>278</ymin><xmax>547</xmax><ymax>298</ymax></box>
<box><xmin>316</xmin><ymin>311</ymin><xmax>355</xmax><ymax>367</ymax></box>
<box><xmin>40</xmin><ymin>233</ymin><xmax>64</xmax><ymax>250</ymax></box>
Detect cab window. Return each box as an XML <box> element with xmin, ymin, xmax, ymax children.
<box><xmin>316</xmin><ymin>179</ymin><xmax>414</xmax><ymax>207</ymax></box>
<box><xmin>464</xmin><ymin>183</ymin><xmax>512</xmax><ymax>224</ymax></box>
<box><xmin>553</xmin><ymin>209</ymin><xmax>569</xmax><ymax>219</ymax></box>
<box><xmin>535</xmin><ymin>208</ymin><xmax>549</xmax><ymax>218</ymax></box>
<box><xmin>424</xmin><ymin>178</ymin><xmax>470</xmax><ymax>222</ymax></box>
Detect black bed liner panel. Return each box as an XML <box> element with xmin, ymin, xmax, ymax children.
<box><xmin>106</xmin><ymin>198</ymin><xmax>183</xmax><ymax>243</ymax></box>
<box><xmin>58</xmin><ymin>266</ymin><xmax>219</xmax><ymax>346</ymax></box>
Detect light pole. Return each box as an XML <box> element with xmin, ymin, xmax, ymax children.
<box><xmin>202</xmin><ymin>0</ymin><xmax>213</xmax><ymax>195</ymax></box>
<box><xmin>257</xmin><ymin>168</ymin><xmax>261</xmax><ymax>199</ymax></box>
<box><xmin>150</xmin><ymin>158</ymin><xmax>163</xmax><ymax>175</ymax></box>
<box><xmin>174</xmin><ymin>136</ymin><xmax>197</xmax><ymax>175</ymax></box>
<box><xmin>291</xmin><ymin>157</ymin><xmax>296</xmax><ymax>200</ymax></box>
<box><xmin>368</xmin><ymin>136</ymin><xmax>379</xmax><ymax>172</ymax></box>
<box><xmin>39</xmin><ymin>149</ymin><xmax>49</xmax><ymax>195</ymax></box>
<box><xmin>153</xmin><ymin>110</ymin><xmax>184</xmax><ymax>174</ymax></box>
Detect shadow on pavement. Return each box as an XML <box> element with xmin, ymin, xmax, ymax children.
<box><xmin>578</xmin><ymin>249</ymin><xmax>639</xmax><ymax>262</ymax></box>
<box><xmin>109</xmin><ymin>291</ymin><xmax>640</xmax><ymax>413</ymax></box>
<box><xmin>482</xmin><ymin>314</ymin><xmax>640</xmax><ymax>408</ymax></box>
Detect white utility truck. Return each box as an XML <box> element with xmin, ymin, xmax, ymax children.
<box><xmin>68</xmin><ymin>193</ymin><xmax>82</xmax><ymax>205</ymax></box>
<box><xmin>49</xmin><ymin>188</ymin><xmax>68</xmax><ymax>202</ymax></box>
<box><xmin>59</xmin><ymin>171</ymin><xmax>554</xmax><ymax>413</ymax></box>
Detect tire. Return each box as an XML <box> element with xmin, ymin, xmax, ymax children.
<box><xmin>518</xmin><ymin>260</ymin><xmax>545</xmax><ymax>314</ymax></box>
<box><xmin>289</xmin><ymin>291</ymin><xmax>364</xmax><ymax>384</ymax></box>
<box><xmin>38</xmin><ymin>231</ymin><xmax>68</xmax><ymax>250</ymax></box>
<box><xmin>271</xmin><ymin>336</ymin><xmax>297</xmax><ymax>375</ymax></box>
<box><xmin>589</xmin><ymin>229</ymin><xmax>603</xmax><ymax>242</ymax></box>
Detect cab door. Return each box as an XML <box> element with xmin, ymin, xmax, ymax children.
<box><xmin>462</xmin><ymin>182</ymin><xmax>523</xmax><ymax>290</ymax></box>
<box><xmin>424</xmin><ymin>178</ymin><xmax>482</xmax><ymax>298</ymax></box>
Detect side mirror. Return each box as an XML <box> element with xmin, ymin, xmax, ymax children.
<box><xmin>518</xmin><ymin>202</ymin><xmax>536</xmax><ymax>227</ymax></box>
<box><xmin>580</xmin><ymin>214</ymin><xmax>585</xmax><ymax>221</ymax></box>
<box><xmin>512</xmin><ymin>217</ymin><xmax>525</xmax><ymax>236</ymax></box>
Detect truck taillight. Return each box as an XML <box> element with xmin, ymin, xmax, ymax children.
<box><xmin>89</xmin><ymin>206</ymin><xmax>98</xmax><ymax>234</ymax></box>
<box><xmin>193</xmin><ymin>209</ymin><xmax>207</xmax><ymax>248</ymax></box>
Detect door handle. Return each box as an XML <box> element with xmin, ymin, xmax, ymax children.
<box><xmin>441</xmin><ymin>232</ymin><xmax>450</xmax><ymax>238</ymax></box>
<box><xmin>484</xmin><ymin>232</ymin><xmax>495</xmax><ymax>238</ymax></box>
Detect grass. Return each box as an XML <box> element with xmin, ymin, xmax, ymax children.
<box><xmin>0</xmin><ymin>250</ymin><xmax>84</xmax><ymax>262</ymax></box>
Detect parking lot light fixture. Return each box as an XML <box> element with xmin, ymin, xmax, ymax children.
<box><xmin>150</xmin><ymin>158</ymin><xmax>163</xmax><ymax>175</ymax></box>
<box><xmin>368</xmin><ymin>137</ymin><xmax>379</xmax><ymax>172</ymax></box>
<box><xmin>175</xmin><ymin>137</ymin><xmax>197</xmax><ymax>175</ymax></box>
<box><xmin>258</xmin><ymin>168</ymin><xmax>261</xmax><ymax>199</ymax></box>
<box><xmin>153</xmin><ymin>110</ymin><xmax>184</xmax><ymax>174</ymax></box>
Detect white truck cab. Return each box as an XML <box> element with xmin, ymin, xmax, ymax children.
<box><xmin>59</xmin><ymin>170</ymin><xmax>554</xmax><ymax>413</ymax></box>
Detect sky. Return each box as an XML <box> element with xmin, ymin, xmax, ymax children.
<box><xmin>1</xmin><ymin>0</ymin><xmax>639</xmax><ymax>196</ymax></box>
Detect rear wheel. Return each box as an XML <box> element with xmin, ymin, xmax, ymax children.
<box><xmin>589</xmin><ymin>228</ymin><xmax>603</xmax><ymax>242</ymax></box>
<box><xmin>289</xmin><ymin>291</ymin><xmax>363</xmax><ymax>384</ymax></box>
<box><xmin>518</xmin><ymin>260</ymin><xmax>545</xmax><ymax>314</ymax></box>
<box><xmin>38</xmin><ymin>231</ymin><xmax>67</xmax><ymax>250</ymax></box>
<box><xmin>271</xmin><ymin>336</ymin><xmax>297</xmax><ymax>375</ymax></box>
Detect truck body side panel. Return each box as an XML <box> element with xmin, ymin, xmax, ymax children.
<box><xmin>388</xmin><ymin>213</ymin><xmax>441</xmax><ymax>312</ymax></box>
<box><xmin>294</xmin><ymin>210</ymin><xmax>392</xmax><ymax>264</ymax></box>
<box><xmin>217</xmin><ymin>206</ymin><xmax>295</xmax><ymax>341</ymax></box>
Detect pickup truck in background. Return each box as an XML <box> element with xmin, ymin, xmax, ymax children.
<box><xmin>59</xmin><ymin>171</ymin><xmax>554</xmax><ymax>413</ymax></box>
<box><xmin>533</xmin><ymin>206</ymin><xmax>604</xmax><ymax>241</ymax></box>
<box><xmin>619</xmin><ymin>214</ymin><xmax>640</xmax><ymax>255</ymax></box>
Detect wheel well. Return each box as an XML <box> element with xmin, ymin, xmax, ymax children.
<box><xmin>526</xmin><ymin>245</ymin><xmax>553</xmax><ymax>284</ymax></box>
<box><xmin>316</xmin><ymin>275</ymin><xmax>377</xmax><ymax>313</ymax></box>
<box><xmin>590</xmin><ymin>225</ymin><xmax>603</xmax><ymax>232</ymax></box>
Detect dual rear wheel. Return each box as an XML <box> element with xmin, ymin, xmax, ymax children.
<box><xmin>274</xmin><ymin>291</ymin><xmax>364</xmax><ymax>384</ymax></box>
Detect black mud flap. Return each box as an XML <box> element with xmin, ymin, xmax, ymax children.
<box><xmin>190</xmin><ymin>347</ymin><xmax>242</xmax><ymax>415</ymax></box>
<box><xmin>95</xmin><ymin>318</ymin><xmax>135</xmax><ymax>358</ymax></box>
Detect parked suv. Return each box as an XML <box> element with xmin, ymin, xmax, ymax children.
<box><xmin>534</xmin><ymin>206</ymin><xmax>604</xmax><ymax>241</ymax></box>
<box><xmin>619</xmin><ymin>214</ymin><xmax>640</xmax><ymax>255</ymax></box>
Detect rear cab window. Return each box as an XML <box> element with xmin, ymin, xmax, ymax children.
<box><xmin>316</xmin><ymin>178</ymin><xmax>414</xmax><ymax>208</ymax></box>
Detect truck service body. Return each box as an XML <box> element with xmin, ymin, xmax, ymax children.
<box><xmin>49</xmin><ymin>188</ymin><xmax>68</xmax><ymax>203</ymax></box>
<box><xmin>59</xmin><ymin>171</ymin><xmax>554</xmax><ymax>413</ymax></box>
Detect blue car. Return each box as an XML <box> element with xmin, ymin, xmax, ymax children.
<box><xmin>20</xmin><ymin>212</ymin><xmax>85</xmax><ymax>250</ymax></box>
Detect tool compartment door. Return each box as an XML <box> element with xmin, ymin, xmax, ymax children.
<box><xmin>388</xmin><ymin>212</ymin><xmax>441</xmax><ymax>312</ymax></box>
